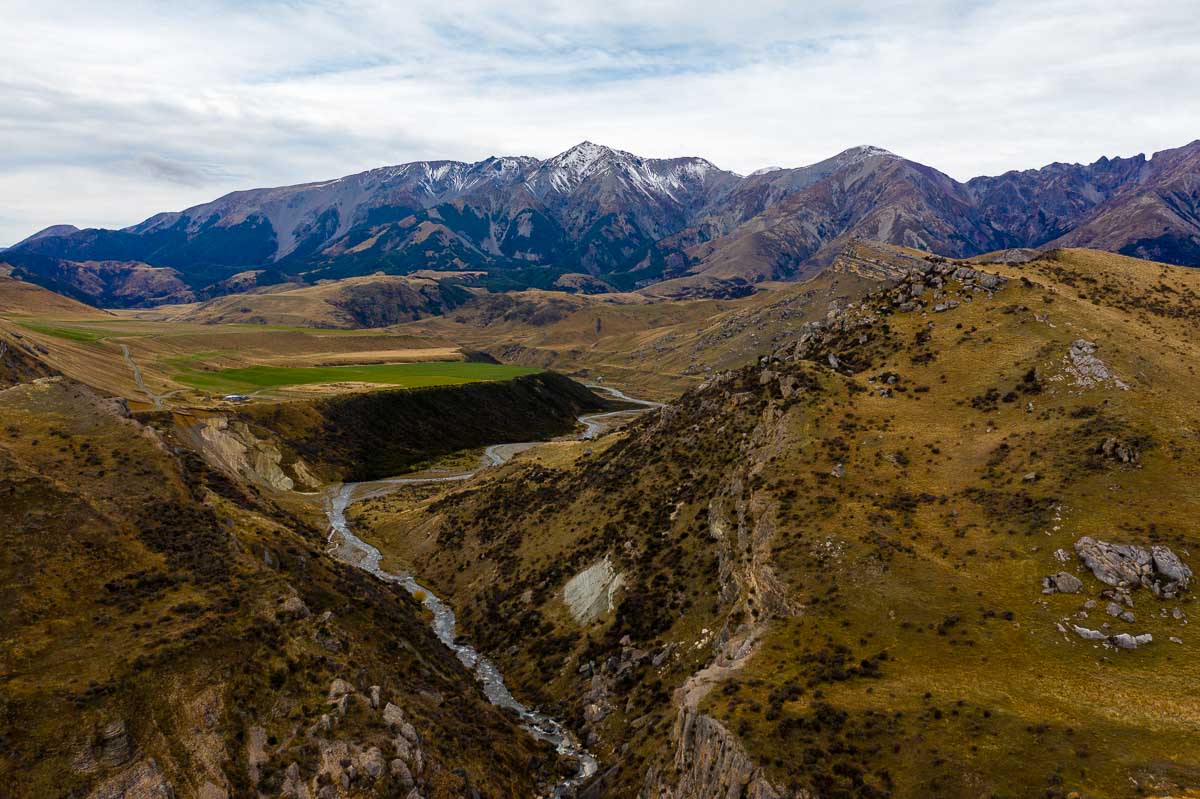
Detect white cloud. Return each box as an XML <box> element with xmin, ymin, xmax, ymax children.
<box><xmin>2</xmin><ymin>0</ymin><xmax>1198</xmax><ymax>244</ymax></box>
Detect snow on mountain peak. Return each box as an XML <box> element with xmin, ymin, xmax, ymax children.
<box><xmin>750</xmin><ymin>166</ymin><xmax>785</xmax><ymax>176</ymax></box>
<box><xmin>834</xmin><ymin>145</ymin><xmax>897</xmax><ymax>165</ymax></box>
<box><xmin>550</xmin><ymin>141</ymin><xmax>616</xmax><ymax>174</ymax></box>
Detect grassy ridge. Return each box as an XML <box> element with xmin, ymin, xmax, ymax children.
<box><xmin>173</xmin><ymin>360</ymin><xmax>541</xmax><ymax>392</ymax></box>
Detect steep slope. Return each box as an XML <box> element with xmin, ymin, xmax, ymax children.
<box><xmin>0</xmin><ymin>370</ymin><xmax>569</xmax><ymax>798</ymax></box>
<box><xmin>350</xmin><ymin>249</ymin><xmax>1200</xmax><ymax>798</ymax></box>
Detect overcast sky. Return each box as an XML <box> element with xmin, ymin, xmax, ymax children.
<box><xmin>3</xmin><ymin>0</ymin><xmax>1198</xmax><ymax>245</ymax></box>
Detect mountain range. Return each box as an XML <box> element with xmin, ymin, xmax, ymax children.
<box><xmin>4</xmin><ymin>139</ymin><xmax>1199</xmax><ymax>306</ymax></box>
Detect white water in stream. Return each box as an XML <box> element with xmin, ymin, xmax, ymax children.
<box><xmin>324</xmin><ymin>385</ymin><xmax>660</xmax><ymax>796</ymax></box>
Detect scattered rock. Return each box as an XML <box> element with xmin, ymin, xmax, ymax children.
<box><xmin>369</xmin><ymin>685</ymin><xmax>382</xmax><ymax>709</ymax></box>
<box><xmin>1097</xmin><ymin>437</ymin><xmax>1139</xmax><ymax>464</ymax></box>
<box><xmin>1072</xmin><ymin>624</ymin><xmax>1107</xmax><ymax>641</ymax></box>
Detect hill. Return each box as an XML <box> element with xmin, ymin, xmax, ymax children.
<box><xmin>0</xmin><ymin>275</ymin><xmax>116</xmax><ymax>318</ymax></box>
<box><xmin>346</xmin><ymin>247</ymin><xmax>1200</xmax><ymax>798</ymax></box>
<box><xmin>4</xmin><ymin>140</ymin><xmax>1198</xmax><ymax>306</ymax></box>
<box><xmin>144</xmin><ymin>273</ymin><xmax>477</xmax><ymax>329</ymax></box>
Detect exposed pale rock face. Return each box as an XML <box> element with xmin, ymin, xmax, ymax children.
<box><xmin>190</xmin><ymin>416</ymin><xmax>319</xmax><ymax>491</ymax></box>
<box><xmin>563</xmin><ymin>556</ymin><xmax>625</xmax><ymax>624</ymax></box>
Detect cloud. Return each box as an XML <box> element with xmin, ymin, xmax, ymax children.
<box><xmin>2</xmin><ymin>0</ymin><xmax>1198</xmax><ymax>244</ymax></box>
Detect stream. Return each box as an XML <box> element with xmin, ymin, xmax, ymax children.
<box><xmin>323</xmin><ymin>383</ymin><xmax>661</xmax><ymax>796</ymax></box>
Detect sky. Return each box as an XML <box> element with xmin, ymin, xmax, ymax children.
<box><xmin>2</xmin><ymin>0</ymin><xmax>1199</xmax><ymax>246</ymax></box>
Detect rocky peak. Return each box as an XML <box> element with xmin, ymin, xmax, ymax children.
<box><xmin>831</xmin><ymin>145</ymin><xmax>899</xmax><ymax>167</ymax></box>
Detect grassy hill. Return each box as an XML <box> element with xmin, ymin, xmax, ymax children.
<box><xmin>141</xmin><ymin>273</ymin><xmax>478</xmax><ymax>329</ymax></box>
<box><xmin>348</xmin><ymin>247</ymin><xmax>1200</xmax><ymax>798</ymax></box>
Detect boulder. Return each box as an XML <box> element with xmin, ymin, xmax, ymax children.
<box><xmin>361</xmin><ymin>747</ymin><xmax>386</xmax><ymax>780</ymax></box>
<box><xmin>1111</xmin><ymin>633</ymin><xmax>1152</xmax><ymax>650</ymax></box>
<box><xmin>280</xmin><ymin>596</ymin><xmax>310</xmax><ymax>619</ymax></box>
<box><xmin>1151</xmin><ymin>545</ymin><xmax>1193</xmax><ymax>590</ymax></box>
<box><xmin>327</xmin><ymin>679</ymin><xmax>354</xmax><ymax>701</ymax></box>
<box><xmin>1042</xmin><ymin>572</ymin><xmax>1083</xmax><ymax>594</ymax></box>
<box><xmin>1072</xmin><ymin>624</ymin><xmax>1107</xmax><ymax>641</ymax></box>
<box><xmin>382</xmin><ymin>702</ymin><xmax>406</xmax><ymax>727</ymax></box>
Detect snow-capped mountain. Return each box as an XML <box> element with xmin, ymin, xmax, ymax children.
<box><xmin>7</xmin><ymin>139</ymin><xmax>1200</xmax><ymax>306</ymax></box>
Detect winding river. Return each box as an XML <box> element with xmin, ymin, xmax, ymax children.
<box><xmin>324</xmin><ymin>384</ymin><xmax>661</xmax><ymax>796</ymax></box>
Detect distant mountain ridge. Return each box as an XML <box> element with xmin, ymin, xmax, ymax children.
<box><xmin>5</xmin><ymin>138</ymin><xmax>1199</xmax><ymax>306</ymax></box>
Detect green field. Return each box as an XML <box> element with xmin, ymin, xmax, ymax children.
<box><xmin>16</xmin><ymin>322</ymin><xmax>117</xmax><ymax>342</ymax></box>
<box><xmin>173</xmin><ymin>361</ymin><xmax>541</xmax><ymax>393</ymax></box>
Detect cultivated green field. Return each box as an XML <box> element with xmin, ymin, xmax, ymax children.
<box><xmin>173</xmin><ymin>361</ymin><xmax>541</xmax><ymax>393</ymax></box>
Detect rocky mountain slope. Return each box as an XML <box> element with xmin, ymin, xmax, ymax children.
<box><xmin>349</xmin><ymin>248</ymin><xmax>1200</xmax><ymax>798</ymax></box>
<box><xmin>6</xmin><ymin>140</ymin><xmax>1200</xmax><ymax>306</ymax></box>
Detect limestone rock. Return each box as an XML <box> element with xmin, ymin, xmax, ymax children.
<box><xmin>1074</xmin><ymin>537</ymin><xmax>1191</xmax><ymax>596</ymax></box>
<box><xmin>1042</xmin><ymin>572</ymin><xmax>1083</xmax><ymax>594</ymax></box>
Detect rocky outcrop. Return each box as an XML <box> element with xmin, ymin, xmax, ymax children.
<box><xmin>641</xmin><ymin>710</ymin><xmax>799</xmax><ymax>799</ymax></box>
<box><xmin>86</xmin><ymin>759</ymin><xmax>174</xmax><ymax>799</ymax></box>
<box><xmin>1074</xmin><ymin>537</ymin><xmax>1192</xmax><ymax>598</ymax></box>
<box><xmin>280</xmin><ymin>679</ymin><xmax>428</xmax><ymax>799</ymax></box>
<box><xmin>1097</xmin><ymin>436</ymin><xmax>1139</xmax><ymax>464</ymax></box>
<box><xmin>1062</xmin><ymin>340</ymin><xmax>1128</xmax><ymax>390</ymax></box>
